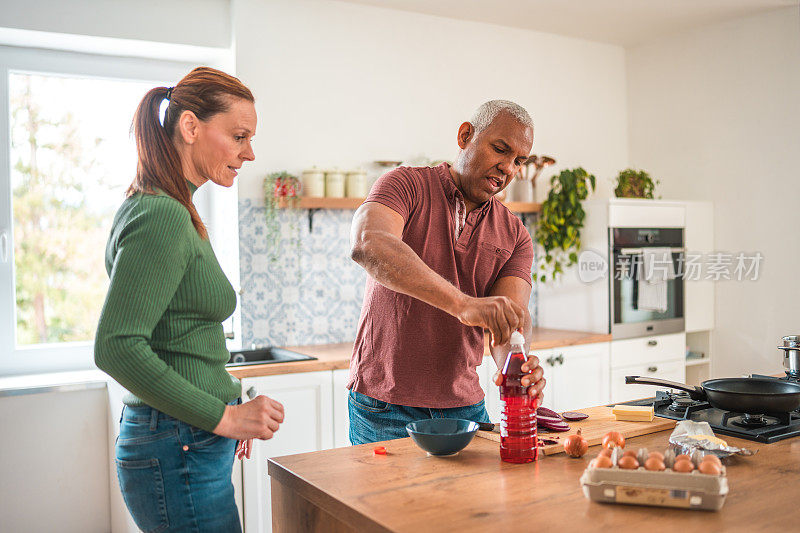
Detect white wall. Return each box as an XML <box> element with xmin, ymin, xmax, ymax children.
<box><xmin>0</xmin><ymin>0</ymin><xmax>231</xmax><ymax>48</ymax></box>
<box><xmin>627</xmin><ymin>7</ymin><xmax>800</xmax><ymax>377</ymax></box>
<box><xmin>232</xmin><ymin>0</ymin><xmax>629</xmax><ymax>201</ymax></box>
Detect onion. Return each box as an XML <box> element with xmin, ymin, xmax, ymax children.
<box><xmin>537</xmin><ymin>406</ymin><xmax>562</xmax><ymax>419</ymax></box>
<box><xmin>563</xmin><ymin>428</ymin><xmax>588</xmax><ymax>458</ymax></box>
<box><xmin>561</xmin><ymin>411</ymin><xmax>589</xmax><ymax>421</ymax></box>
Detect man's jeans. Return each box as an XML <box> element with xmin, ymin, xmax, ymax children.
<box><xmin>348</xmin><ymin>389</ymin><xmax>491</xmax><ymax>445</ymax></box>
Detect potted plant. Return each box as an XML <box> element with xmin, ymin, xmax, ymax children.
<box><xmin>534</xmin><ymin>167</ymin><xmax>596</xmax><ymax>283</ymax></box>
<box><xmin>613</xmin><ymin>168</ymin><xmax>660</xmax><ymax>199</ymax></box>
<box><xmin>263</xmin><ymin>171</ymin><xmax>302</xmax><ymax>264</ymax></box>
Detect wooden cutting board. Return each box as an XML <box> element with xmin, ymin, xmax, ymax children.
<box><xmin>475</xmin><ymin>405</ymin><xmax>676</xmax><ymax>455</ymax></box>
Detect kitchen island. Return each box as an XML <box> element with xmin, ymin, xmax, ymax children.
<box><xmin>267</xmin><ymin>427</ymin><xmax>797</xmax><ymax>532</ymax></box>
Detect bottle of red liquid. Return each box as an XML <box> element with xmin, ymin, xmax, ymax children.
<box><xmin>500</xmin><ymin>331</ymin><xmax>538</xmax><ymax>463</ymax></box>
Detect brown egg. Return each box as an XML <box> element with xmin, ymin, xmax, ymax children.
<box><xmin>644</xmin><ymin>457</ymin><xmax>666</xmax><ymax>471</ymax></box>
<box><xmin>698</xmin><ymin>461</ymin><xmax>722</xmax><ymax>476</ymax></box>
<box><xmin>702</xmin><ymin>454</ymin><xmax>722</xmax><ymax>467</ymax></box>
<box><xmin>647</xmin><ymin>451</ymin><xmax>665</xmax><ymax>462</ymax></box>
<box><xmin>598</xmin><ymin>448</ymin><xmax>613</xmax><ymax>458</ymax></box>
<box><xmin>594</xmin><ymin>455</ymin><xmax>614</xmax><ymax>468</ymax></box>
<box><xmin>673</xmin><ymin>459</ymin><xmax>695</xmax><ymax>473</ymax></box>
<box><xmin>622</xmin><ymin>449</ymin><xmax>638</xmax><ymax>458</ymax></box>
<box><xmin>675</xmin><ymin>454</ymin><xmax>692</xmax><ymax>463</ymax></box>
<box><xmin>618</xmin><ymin>456</ymin><xmax>639</xmax><ymax>469</ymax></box>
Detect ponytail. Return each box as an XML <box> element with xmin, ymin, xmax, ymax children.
<box><xmin>128</xmin><ymin>67</ymin><xmax>255</xmax><ymax>239</ymax></box>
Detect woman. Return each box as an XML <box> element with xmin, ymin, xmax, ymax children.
<box><xmin>95</xmin><ymin>67</ymin><xmax>284</xmax><ymax>532</ymax></box>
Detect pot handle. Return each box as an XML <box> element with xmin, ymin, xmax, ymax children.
<box><xmin>625</xmin><ymin>375</ymin><xmax>706</xmax><ymax>401</ymax></box>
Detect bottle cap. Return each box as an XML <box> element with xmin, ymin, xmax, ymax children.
<box><xmin>510</xmin><ymin>331</ymin><xmax>525</xmax><ymax>346</ymax></box>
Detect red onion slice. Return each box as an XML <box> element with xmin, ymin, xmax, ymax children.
<box><xmin>536</xmin><ymin>406</ymin><xmax>562</xmax><ymax>419</ymax></box>
<box><xmin>538</xmin><ymin>419</ymin><xmax>571</xmax><ymax>432</ymax></box>
<box><xmin>536</xmin><ymin>414</ymin><xmax>563</xmax><ymax>424</ymax></box>
<box><xmin>561</xmin><ymin>411</ymin><xmax>589</xmax><ymax>421</ymax></box>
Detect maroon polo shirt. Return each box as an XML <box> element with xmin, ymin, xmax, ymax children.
<box><xmin>347</xmin><ymin>163</ymin><xmax>534</xmax><ymax>408</ymax></box>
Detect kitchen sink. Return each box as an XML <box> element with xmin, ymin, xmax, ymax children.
<box><xmin>226</xmin><ymin>347</ymin><xmax>317</xmax><ymax>367</ymax></box>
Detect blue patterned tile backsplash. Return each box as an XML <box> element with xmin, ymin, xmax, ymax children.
<box><xmin>238</xmin><ymin>199</ymin><xmax>537</xmax><ymax>348</ymax></box>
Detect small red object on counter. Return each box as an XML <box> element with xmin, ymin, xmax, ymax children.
<box><xmin>373</xmin><ymin>446</ymin><xmax>387</xmax><ymax>455</ymax></box>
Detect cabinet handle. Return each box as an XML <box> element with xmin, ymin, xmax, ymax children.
<box><xmin>556</xmin><ymin>354</ymin><xmax>564</xmax><ymax>365</ymax></box>
<box><xmin>246</xmin><ymin>387</ymin><xmax>257</xmax><ymax>400</ymax></box>
<box><xmin>546</xmin><ymin>356</ymin><xmax>555</xmax><ymax>366</ymax></box>
<box><xmin>647</xmin><ymin>340</ymin><xmax>658</xmax><ymax>346</ymax></box>
<box><xmin>647</xmin><ymin>366</ymin><xmax>658</xmax><ymax>373</ymax></box>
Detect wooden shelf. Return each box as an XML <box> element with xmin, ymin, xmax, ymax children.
<box><xmin>277</xmin><ymin>197</ymin><xmax>541</xmax><ymax>213</ymax></box>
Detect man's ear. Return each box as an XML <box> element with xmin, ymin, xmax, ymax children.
<box><xmin>177</xmin><ymin>110</ymin><xmax>200</xmax><ymax>145</ymax></box>
<box><xmin>456</xmin><ymin>122</ymin><xmax>475</xmax><ymax>149</ymax></box>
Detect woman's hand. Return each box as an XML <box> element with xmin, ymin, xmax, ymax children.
<box><xmin>213</xmin><ymin>394</ymin><xmax>285</xmax><ymax>441</ymax></box>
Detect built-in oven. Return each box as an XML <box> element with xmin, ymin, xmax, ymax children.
<box><xmin>609</xmin><ymin>227</ymin><xmax>685</xmax><ymax>339</ymax></box>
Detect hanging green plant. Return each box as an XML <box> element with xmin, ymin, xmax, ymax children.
<box><xmin>263</xmin><ymin>171</ymin><xmax>302</xmax><ymax>264</ymax></box>
<box><xmin>613</xmin><ymin>168</ymin><xmax>659</xmax><ymax>199</ymax></box>
<box><xmin>534</xmin><ymin>167</ymin><xmax>596</xmax><ymax>283</ymax></box>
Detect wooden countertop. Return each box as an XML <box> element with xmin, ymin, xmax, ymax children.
<box><xmin>268</xmin><ymin>428</ymin><xmax>797</xmax><ymax>532</ymax></box>
<box><xmin>227</xmin><ymin>327</ymin><xmax>612</xmax><ymax>379</ymax></box>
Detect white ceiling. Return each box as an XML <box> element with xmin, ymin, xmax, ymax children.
<box><xmin>335</xmin><ymin>0</ymin><xmax>799</xmax><ymax>46</ymax></box>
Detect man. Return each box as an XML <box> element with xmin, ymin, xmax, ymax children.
<box><xmin>347</xmin><ymin>100</ymin><xmax>545</xmax><ymax>444</ymax></box>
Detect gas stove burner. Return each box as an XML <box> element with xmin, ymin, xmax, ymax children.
<box><xmin>785</xmin><ymin>371</ymin><xmax>800</xmax><ymax>383</ymax></box>
<box><xmin>730</xmin><ymin>413</ymin><xmax>769</xmax><ymax>428</ymax></box>
<box><xmin>668</xmin><ymin>396</ymin><xmax>701</xmax><ymax>412</ymax></box>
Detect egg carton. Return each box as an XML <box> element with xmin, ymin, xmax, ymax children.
<box><xmin>580</xmin><ymin>465</ymin><xmax>729</xmax><ymax>511</ymax></box>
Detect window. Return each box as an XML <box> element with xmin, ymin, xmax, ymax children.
<box><xmin>1</xmin><ymin>45</ymin><xmax>237</xmax><ymax>375</ymax></box>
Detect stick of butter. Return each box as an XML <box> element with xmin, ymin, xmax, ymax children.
<box><xmin>612</xmin><ymin>405</ymin><xmax>655</xmax><ymax>422</ymax></box>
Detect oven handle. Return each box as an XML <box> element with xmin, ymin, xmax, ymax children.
<box><xmin>618</xmin><ymin>247</ymin><xmax>685</xmax><ymax>255</ymax></box>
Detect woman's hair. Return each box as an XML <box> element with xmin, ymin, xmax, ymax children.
<box><xmin>128</xmin><ymin>66</ymin><xmax>255</xmax><ymax>239</ymax></box>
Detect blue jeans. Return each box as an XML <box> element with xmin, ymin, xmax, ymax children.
<box><xmin>348</xmin><ymin>390</ymin><xmax>491</xmax><ymax>445</ymax></box>
<box><xmin>115</xmin><ymin>400</ymin><xmax>241</xmax><ymax>533</ymax></box>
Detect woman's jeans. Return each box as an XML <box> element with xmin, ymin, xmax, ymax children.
<box><xmin>348</xmin><ymin>390</ymin><xmax>491</xmax><ymax>445</ymax></box>
<box><xmin>115</xmin><ymin>400</ymin><xmax>241</xmax><ymax>533</ymax></box>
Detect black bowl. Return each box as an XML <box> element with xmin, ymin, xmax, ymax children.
<box><xmin>405</xmin><ymin>418</ymin><xmax>479</xmax><ymax>456</ymax></box>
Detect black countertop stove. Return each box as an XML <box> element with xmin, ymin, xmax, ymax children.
<box><xmin>618</xmin><ymin>374</ymin><xmax>800</xmax><ymax>443</ymax></box>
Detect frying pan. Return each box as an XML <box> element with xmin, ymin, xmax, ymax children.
<box><xmin>625</xmin><ymin>376</ymin><xmax>800</xmax><ymax>414</ymax></box>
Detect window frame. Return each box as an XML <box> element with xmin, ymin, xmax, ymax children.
<box><xmin>0</xmin><ymin>44</ymin><xmax>238</xmax><ymax>376</ymax></box>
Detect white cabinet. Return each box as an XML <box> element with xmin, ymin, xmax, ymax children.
<box><xmin>684</xmin><ymin>201</ymin><xmax>715</xmax><ymax>333</ymax></box>
<box><xmin>332</xmin><ymin>368</ymin><xmax>351</xmax><ymax>448</ymax></box>
<box><xmin>543</xmin><ymin>343</ymin><xmax>610</xmax><ymax>412</ymax></box>
<box><xmin>240</xmin><ymin>371</ymin><xmax>333</xmax><ymax>533</ymax></box>
<box><xmin>610</xmin><ymin>360</ymin><xmax>686</xmax><ymax>404</ymax></box>
<box><xmin>609</xmin><ymin>333</ymin><xmax>686</xmax><ymax>404</ymax></box>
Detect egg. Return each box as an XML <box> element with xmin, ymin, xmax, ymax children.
<box><xmin>675</xmin><ymin>454</ymin><xmax>692</xmax><ymax>463</ymax></box>
<box><xmin>644</xmin><ymin>457</ymin><xmax>666</xmax><ymax>471</ymax></box>
<box><xmin>698</xmin><ymin>461</ymin><xmax>722</xmax><ymax>476</ymax></box>
<box><xmin>622</xmin><ymin>449</ymin><xmax>638</xmax><ymax>458</ymax></box>
<box><xmin>618</xmin><ymin>456</ymin><xmax>639</xmax><ymax>469</ymax></box>
<box><xmin>598</xmin><ymin>448</ymin><xmax>613</xmax><ymax>458</ymax></box>
<box><xmin>702</xmin><ymin>454</ymin><xmax>722</xmax><ymax>467</ymax></box>
<box><xmin>647</xmin><ymin>451</ymin><xmax>665</xmax><ymax>462</ymax></box>
<box><xmin>594</xmin><ymin>455</ymin><xmax>613</xmax><ymax>468</ymax></box>
<box><xmin>673</xmin><ymin>459</ymin><xmax>695</xmax><ymax>473</ymax></box>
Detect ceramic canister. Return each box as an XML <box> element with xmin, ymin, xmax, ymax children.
<box><xmin>325</xmin><ymin>168</ymin><xmax>346</xmax><ymax>198</ymax></box>
<box><xmin>301</xmin><ymin>167</ymin><xmax>325</xmax><ymax>197</ymax></box>
<box><xmin>345</xmin><ymin>169</ymin><xmax>368</xmax><ymax>198</ymax></box>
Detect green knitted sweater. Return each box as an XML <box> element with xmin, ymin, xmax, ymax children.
<box><xmin>95</xmin><ymin>183</ymin><xmax>240</xmax><ymax>432</ymax></box>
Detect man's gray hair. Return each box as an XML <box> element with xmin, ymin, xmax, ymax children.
<box><xmin>469</xmin><ymin>100</ymin><xmax>533</xmax><ymax>135</ymax></box>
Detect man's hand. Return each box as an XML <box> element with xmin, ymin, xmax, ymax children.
<box><xmin>455</xmin><ymin>294</ymin><xmax>526</xmax><ymax>347</ymax></box>
<box><xmin>492</xmin><ymin>353</ymin><xmax>545</xmax><ymax>401</ymax></box>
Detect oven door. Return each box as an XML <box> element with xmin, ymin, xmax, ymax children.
<box><xmin>610</xmin><ymin>228</ymin><xmax>685</xmax><ymax>339</ymax></box>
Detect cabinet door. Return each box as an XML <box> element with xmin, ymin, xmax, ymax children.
<box><xmin>240</xmin><ymin>371</ymin><xmax>333</xmax><ymax>533</ymax></box>
<box><xmin>609</xmin><ymin>359</ymin><xmax>686</xmax><ymax>404</ymax></box>
<box><xmin>332</xmin><ymin>368</ymin><xmax>351</xmax><ymax>448</ymax></box>
<box><xmin>548</xmin><ymin>343</ymin><xmax>610</xmax><ymax>412</ymax></box>
<box><xmin>684</xmin><ymin>201</ymin><xmax>715</xmax><ymax>332</ymax></box>
<box><xmin>477</xmin><ymin>355</ymin><xmax>501</xmax><ymax>422</ymax></box>
<box><xmin>536</xmin><ymin>349</ymin><xmax>556</xmax><ymax>410</ymax></box>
